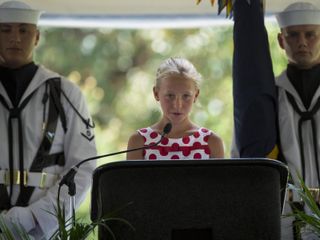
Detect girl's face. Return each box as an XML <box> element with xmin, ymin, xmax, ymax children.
<box><xmin>153</xmin><ymin>75</ymin><xmax>199</xmax><ymax>125</ymax></box>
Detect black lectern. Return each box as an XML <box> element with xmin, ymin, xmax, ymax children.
<box><xmin>91</xmin><ymin>159</ymin><xmax>288</xmax><ymax>240</ymax></box>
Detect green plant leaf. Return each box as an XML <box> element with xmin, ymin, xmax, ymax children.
<box><xmin>0</xmin><ymin>215</ymin><xmax>32</xmax><ymax>240</ymax></box>
<box><xmin>286</xmin><ymin>173</ymin><xmax>320</xmax><ymax>236</ymax></box>
<box><xmin>44</xmin><ymin>199</ymin><xmax>134</xmax><ymax>240</ymax></box>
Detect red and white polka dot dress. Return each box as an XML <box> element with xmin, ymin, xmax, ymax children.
<box><xmin>137</xmin><ymin>127</ymin><xmax>212</xmax><ymax>160</ymax></box>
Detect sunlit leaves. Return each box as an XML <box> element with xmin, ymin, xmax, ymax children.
<box><xmin>196</xmin><ymin>0</ymin><xmax>215</xmax><ymax>6</ymax></box>
<box><xmin>196</xmin><ymin>0</ymin><xmax>234</xmax><ymax>18</ymax></box>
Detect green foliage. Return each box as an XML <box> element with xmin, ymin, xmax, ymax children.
<box><xmin>287</xmin><ymin>175</ymin><xmax>320</xmax><ymax>236</ymax></box>
<box><xmin>0</xmin><ymin>215</ymin><xmax>31</xmax><ymax>240</ymax></box>
<box><xmin>47</xmin><ymin>197</ymin><xmax>134</xmax><ymax>240</ymax></box>
<box><xmin>0</xmin><ymin>201</ymin><xmax>134</xmax><ymax>240</ymax></box>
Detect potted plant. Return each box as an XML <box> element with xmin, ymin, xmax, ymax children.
<box><xmin>287</xmin><ymin>177</ymin><xmax>320</xmax><ymax>237</ymax></box>
<box><xmin>0</xmin><ymin>201</ymin><xmax>133</xmax><ymax>240</ymax></box>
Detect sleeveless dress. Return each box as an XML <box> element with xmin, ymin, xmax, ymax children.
<box><xmin>137</xmin><ymin>127</ymin><xmax>212</xmax><ymax>160</ymax></box>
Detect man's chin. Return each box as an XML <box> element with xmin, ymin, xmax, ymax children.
<box><xmin>1</xmin><ymin>59</ymin><xmax>27</xmax><ymax>69</ymax></box>
<box><xmin>293</xmin><ymin>58</ymin><xmax>316</xmax><ymax>69</ymax></box>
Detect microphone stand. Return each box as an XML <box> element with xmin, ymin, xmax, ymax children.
<box><xmin>58</xmin><ymin>122</ymin><xmax>172</xmax><ymax>227</ymax></box>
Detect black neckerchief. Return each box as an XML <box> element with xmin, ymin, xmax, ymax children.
<box><xmin>287</xmin><ymin>65</ymin><xmax>320</xmax><ymax>109</ymax></box>
<box><xmin>0</xmin><ymin>62</ymin><xmax>38</xmax><ymax>107</ymax></box>
<box><xmin>287</xmin><ymin>64</ymin><xmax>320</xmax><ymax>109</ymax></box>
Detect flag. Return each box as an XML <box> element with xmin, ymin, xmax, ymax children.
<box><xmin>233</xmin><ymin>0</ymin><xmax>278</xmax><ymax>158</ymax></box>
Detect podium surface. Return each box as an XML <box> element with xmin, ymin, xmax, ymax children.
<box><xmin>91</xmin><ymin>159</ymin><xmax>288</xmax><ymax>240</ymax></box>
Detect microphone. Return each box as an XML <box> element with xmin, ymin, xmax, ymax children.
<box><xmin>59</xmin><ymin>122</ymin><xmax>172</xmax><ymax>191</ymax></box>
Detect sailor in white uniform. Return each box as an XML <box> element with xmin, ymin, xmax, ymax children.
<box><xmin>0</xmin><ymin>1</ymin><xmax>96</xmax><ymax>239</ymax></box>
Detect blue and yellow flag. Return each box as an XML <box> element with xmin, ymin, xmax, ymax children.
<box><xmin>233</xmin><ymin>0</ymin><xmax>278</xmax><ymax>158</ymax></box>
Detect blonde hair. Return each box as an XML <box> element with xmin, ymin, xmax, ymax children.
<box><xmin>155</xmin><ymin>57</ymin><xmax>202</xmax><ymax>89</ymax></box>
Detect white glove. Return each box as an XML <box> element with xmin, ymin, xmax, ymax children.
<box><xmin>5</xmin><ymin>207</ymin><xmax>36</xmax><ymax>233</ymax></box>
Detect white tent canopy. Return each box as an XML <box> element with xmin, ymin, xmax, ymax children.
<box><xmin>2</xmin><ymin>0</ymin><xmax>320</xmax><ymax>28</ymax></box>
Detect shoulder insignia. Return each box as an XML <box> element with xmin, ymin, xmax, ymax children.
<box><xmin>81</xmin><ymin>132</ymin><xmax>95</xmax><ymax>141</ymax></box>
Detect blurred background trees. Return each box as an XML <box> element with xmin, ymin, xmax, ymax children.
<box><xmin>34</xmin><ymin>22</ymin><xmax>287</xmax><ymax>228</ymax></box>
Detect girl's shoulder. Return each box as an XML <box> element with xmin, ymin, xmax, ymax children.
<box><xmin>128</xmin><ymin>130</ymin><xmax>145</xmax><ymax>144</ymax></box>
<box><xmin>192</xmin><ymin>126</ymin><xmax>224</xmax><ymax>157</ymax></box>
<box><xmin>202</xmin><ymin>129</ymin><xmax>224</xmax><ymax>158</ymax></box>
<box><xmin>196</xmin><ymin>127</ymin><xmax>212</xmax><ymax>135</ymax></box>
<box><xmin>137</xmin><ymin>127</ymin><xmax>153</xmax><ymax>134</ymax></box>
<box><xmin>137</xmin><ymin>127</ymin><xmax>161</xmax><ymax>138</ymax></box>
<box><xmin>198</xmin><ymin>127</ymin><xmax>222</xmax><ymax>144</ymax></box>
<box><xmin>186</xmin><ymin>127</ymin><xmax>212</xmax><ymax>138</ymax></box>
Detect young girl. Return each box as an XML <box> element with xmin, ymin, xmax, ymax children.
<box><xmin>127</xmin><ymin>57</ymin><xmax>224</xmax><ymax>160</ymax></box>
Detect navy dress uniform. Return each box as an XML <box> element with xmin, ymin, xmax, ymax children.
<box><xmin>0</xmin><ymin>1</ymin><xmax>96</xmax><ymax>239</ymax></box>
<box><xmin>276</xmin><ymin>2</ymin><xmax>320</xmax><ymax>239</ymax></box>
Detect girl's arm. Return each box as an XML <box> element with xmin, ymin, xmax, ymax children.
<box><xmin>208</xmin><ymin>132</ymin><xmax>225</xmax><ymax>158</ymax></box>
<box><xmin>126</xmin><ymin>132</ymin><xmax>145</xmax><ymax>160</ymax></box>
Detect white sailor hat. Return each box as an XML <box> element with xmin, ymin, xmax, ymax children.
<box><xmin>276</xmin><ymin>2</ymin><xmax>320</xmax><ymax>28</ymax></box>
<box><xmin>0</xmin><ymin>0</ymin><xmax>42</xmax><ymax>25</ymax></box>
